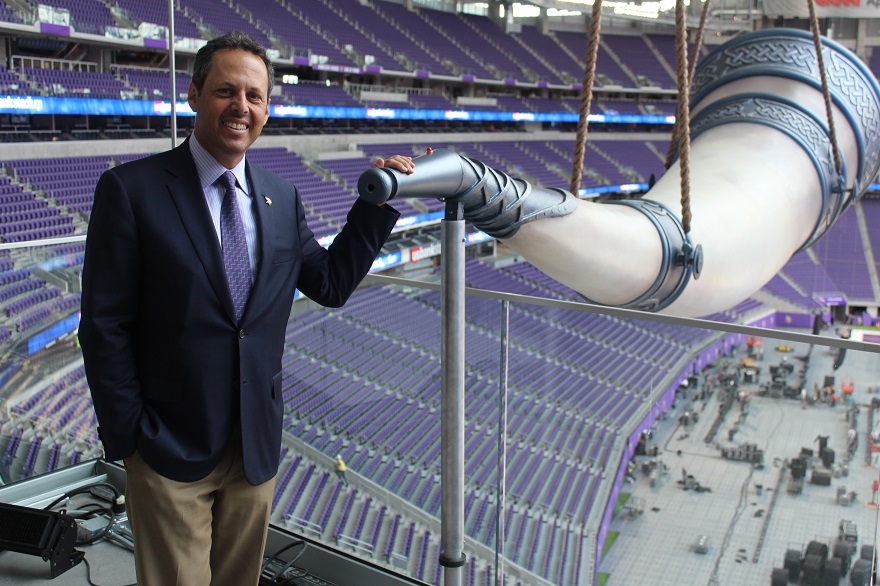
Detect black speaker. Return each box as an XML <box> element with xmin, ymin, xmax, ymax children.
<box><xmin>771</xmin><ymin>567</ymin><xmax>788</xmax><ymax>586</ymax></box>
<box><xmin>820</xmin><ymin>447</ymin><xmax>835</xmax><ymax>469</ymax></box>
<box><xmin>811</xmin><ymin>469</ymin><xmax>832</xmax><ymax>486</ymax></box>
<box><xmin>803</xmin><ymin>553</ymin><xmax>824</xmax><ymax>585</ymax></box>
<box><xmin>834</xmin><ymin>348</ymin><xmax>847</xmax><ymax>370</ymax></box>
<box><xmin>851</xmin><ymin>558</ymin><xmax>872</xmax><ymax>585</ymax></box>
<box><xmin>785</xmin><ymin>548</ymin><xmax>803</xmax><ymax>581</ymax></box>
<box><xmin>834</xmin><ymin>540</ymin><xmax>853</xmax><ymax>572</ymax></box>
<box><xmin>806</xmin><ymin>540</ymin><xmax>829</xmax><ymax>559</ymax></box>
<box><xmin>0</xmin><ymin>502</ymin><xmax>83</xmax><ymax>578</ymax></box>
<box><xmin>824</xmin><ymin>557</ymin><xmax>842</xmax><ymax>585</ymax></box>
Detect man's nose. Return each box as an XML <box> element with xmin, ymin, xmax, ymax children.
<box><xmin>230</xmin><ymin>92</ymin><xmax>248</xmax><ymax>113</ymax></box>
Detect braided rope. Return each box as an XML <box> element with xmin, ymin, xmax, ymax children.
<box><xmin>688</xmin><ymin>0</ymin><xmax>711</xmax><ymax>97</ymax></box>
<box><xmin>807</xmin><ymin>0</ymin><xmax>844</xmax><ymax>175</ymax></box>
<box><xmin>570</xmin><ymin>0</ymin><xmax>603</xmax><ymax>195</ymax></box>
<box><xmin>674</xmin><ymin>0</ymin><xmax>692</xmax><ymax>234</ymax></box>
<box><xmin>665</xmin><ymin>0</ymin><xmax>710</xmax><ymax>170</ymax></box>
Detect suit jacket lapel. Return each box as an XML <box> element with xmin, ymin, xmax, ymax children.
<box><xmin>247</xmin><ymin>163</ymin><xmax>276</xmax><ymax>313</ymax></box>
<box><xmin>165</xmin><ymin>141</ymin><xmax>237</xmax><ymax>322</ymax></box>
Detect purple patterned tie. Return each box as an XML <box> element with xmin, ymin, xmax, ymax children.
<box><xmin>219</xmin><ymin>170</ymin><xmax>251</xmax><ymax>322</ymax></box>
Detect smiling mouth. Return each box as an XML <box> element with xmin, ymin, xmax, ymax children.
<box><xmin>224</xmin><ymin>121</ymin><xmax>248</xmax><ymax>131</ymax></box>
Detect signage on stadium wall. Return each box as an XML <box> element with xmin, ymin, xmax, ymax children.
<box><xmin>291</xmin><ymin>228</ymin><xmax>493</xmax><ymax>301</ymax></box>
<box><xmin>370</xmin><ymin>251</ymin><xmax>404</xmax><ymax>272</ymax></box>
<box><xmin>813</xmin><ymin>292</ymin><xmax>848</xmax><ymax>306</ymax></box>
<box><xmin>0</xmin><ymin>95</ymin><xmax>675</xmax><ymax>126</ymax></box>
<box><xmin>579</xmin><ymin>183</ymin><xmax>649</xmax><ymax>197</ymax></box>
<box><xmin>465</xmin><ymin>231</ymin><xmax>492</xmax><ymax>245</ymax></box>
<box><xmin>763</xmin><ymin>0</ymin><xmax>880</xmax><ymax>17</ymax></box>
<box><xmin>394</xmin><ymin>211</ymin><xmax>444</xmax><ymax>230</ymax></box>
<box><xmin>314</xmin><ymin>64</ymin><xmax>362</xmax><ymax>74</ymax></box>
<box><xmin>411</xmin><ymin>241</ymin><xmax>442</xmax><ymax>262</ymax></box>
<box><xmin>27</xmin><ymin>312</ymin><xmax>79</xmax><ymax>356</ymax></box>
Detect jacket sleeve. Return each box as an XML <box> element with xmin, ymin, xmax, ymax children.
<box><xmin>296</xmin><ymin>196</ymin><xmax>400</xmax><ymax>307</ymax></box>
<box><xmin>79</xmin><ymin>170</ymin><xmax>144</xmax><ymax>462</ymax></box>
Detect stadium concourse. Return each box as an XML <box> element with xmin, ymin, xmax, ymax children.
<box><xmin>0</xmin><ymin>0</ymin><xmax>880</xmax><ymax>585</ymax></box>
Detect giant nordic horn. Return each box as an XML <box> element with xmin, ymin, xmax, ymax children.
<box><xmin>358</xmin><ymin>29</ymin><xmax>880</xmax><ymax>318</ymax></box>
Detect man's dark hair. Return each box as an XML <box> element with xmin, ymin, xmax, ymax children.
<box><xmin>192</xmin><ymin>32</ymin><xmax>274</xmax><ymax>96</ymax></box>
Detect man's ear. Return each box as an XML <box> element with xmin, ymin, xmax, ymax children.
<box><xmin>187</xmin><ymin>82</ymin><xmax>198</xmax><ymax>111</ymax></box>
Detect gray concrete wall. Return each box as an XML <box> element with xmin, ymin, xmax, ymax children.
<box><xmin>0</xmin><ymin>130</ymin><xmax>669</xmax><ymax>161</ymax></box>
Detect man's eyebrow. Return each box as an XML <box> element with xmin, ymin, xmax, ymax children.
<box><xmin>209</xmin><ymin>76</ymin><xmax>266</xmax><ymax>96</ymax></box>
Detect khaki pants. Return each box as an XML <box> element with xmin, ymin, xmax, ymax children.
<box><xmin>124</xmin><ymin>432</ymin><xmax>276</xmax><ymax>586</ymax></box>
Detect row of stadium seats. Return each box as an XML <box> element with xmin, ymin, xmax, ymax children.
<box><xmin>0</xmin><ymin>144</ymin><xmax>877</xmax><ymax>341</ymax></box>
<box><xmin>0</xmin><ymin>0</ymin><xmax>692</xmax><ymax>88</ymax></box>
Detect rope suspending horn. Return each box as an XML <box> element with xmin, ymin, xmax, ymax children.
<box><xmin>569</xmin><ymin>0</ymin><xmax>603</xmax><ymax>196</ymax></box>
<box><xmin>665</xmin><ymin>0</ymin><xmax>710</xmax><ymax>171</ymax></box>
<box><xmin>674</xmin><ymin>0</ymin><xmax>692</xmax><ymax>235</ymax></box>
<box><xmin>807</xmin><ymin>0</ymin><xmax>844</xmax><ymax>177</ymax></box>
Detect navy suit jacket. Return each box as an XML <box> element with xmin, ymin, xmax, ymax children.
<box><xmin>79</xmin><ymin>141</ymin><xmax>399</xmax><ymax>485</ymax></box>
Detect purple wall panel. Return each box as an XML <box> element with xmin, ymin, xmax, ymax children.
<box><xmin>143</xmin><ymin>38</ymin><xmax>166</xmax><ymax>49</ymax></box>
<box><xmin>40</xmin><ymin>23</ymin><xmax>70</xmax><ymax>36</ymax></box>
<box><xmin>775</xmin><ymin>312</ymin><xmax>815</xmax><ymax>328</ymax></box>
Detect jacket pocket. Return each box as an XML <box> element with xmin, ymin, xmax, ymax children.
<box><xmin>271</xmin><ymin>371</ymin><xmax>282</xmax><ymax>400</ymax></box>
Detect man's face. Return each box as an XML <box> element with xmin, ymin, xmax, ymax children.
<box><xmin>188</xmin><ymin>49</ymin><xmax>270</xmax><ymax>168</ymax></box>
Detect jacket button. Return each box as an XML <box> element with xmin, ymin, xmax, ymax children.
<box><xmin>239</xmin><ymin>329</ymin><xmax>245</xmax><ymax>339</ymax></box>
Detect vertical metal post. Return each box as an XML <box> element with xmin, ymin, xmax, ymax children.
<box><xmin>495</xmin><ymin>301</ymin><xmax>509</xmax><ymax>585</ymax></box>
<box><xmin>167</xmin><ymin>0</ymin><xmax>178</xmax><ymax>148</ymax></box>
<box><xmin>440</xmin><ymin>201</ymin><xmax>466</xmax><ymax>586</ymax></box>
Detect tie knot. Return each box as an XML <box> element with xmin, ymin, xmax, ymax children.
<box><xmin>220</xmin><ymin>170</ymin><xmax>237</xmax><ymax>195</ymax></box>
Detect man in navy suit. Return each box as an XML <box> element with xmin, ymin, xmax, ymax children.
<box><xmin>79</xmin><ymin>32</ymin><xmax>414</xmax><ymax>586</ymax></box>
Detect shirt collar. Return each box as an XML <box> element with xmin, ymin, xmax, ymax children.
<box><xmin>189</xmin><ymin>133</ymin><xmax>250</xmax><ymax>196</ymax></box>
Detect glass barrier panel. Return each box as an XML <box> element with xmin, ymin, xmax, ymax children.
<box><xmin>479</xmin><ymin>286</ymin><xmax>880</xmax><ymax>586</ymax></box>
<box><xmin>2</xmin><ymin>237</ymin><xmax>879</xmax><ymax>586</ymax></box>
<box><xmin>275</xmin><ymin>282</ymin><xmax>447</xmax><ymax>581</ymax></box>
<box><xmin>1</xmin><ymin>238</ymin><xmax>92</xmax><ymax>483</ymax></box>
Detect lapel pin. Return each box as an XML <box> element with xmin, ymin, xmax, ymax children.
<box><xmin>264</xmin><ymin>196</ymin><xmax>272</xmax><ymax>206</ymax></box>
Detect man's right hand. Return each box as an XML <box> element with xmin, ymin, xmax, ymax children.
<box><xmin>372</xmin><ymin>155</ymin><xmax>415</xmax><ymax>174</ymax></box>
